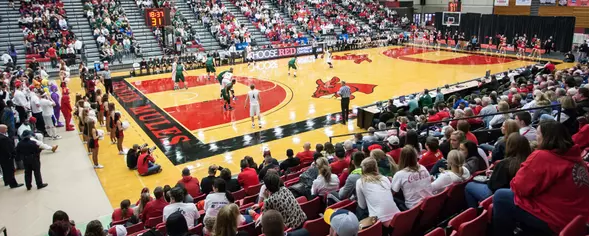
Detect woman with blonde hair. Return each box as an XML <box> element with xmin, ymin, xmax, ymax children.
<box><xmin>431</xmin><ymin>150</ymin><xmax>470</xmax><ymax>193</ymax></box>
<box><xmin>391</xmin><ymin>146</ymin><xmax>433</xmax><ymax>209</ymax></box>
<box><xmin>488</xmin><ymin>101</ymin><xmax>510</xmax><ymax>128</ymax></box>
<box><xmin>370</xmin><ymin>149</ymin><xmax>398</xmax><ymax>177</ymax></box>
<box><xmin>355</xmin><ymin>157</ymin><xmax>400</xmax><ymax>234</ymax></box>
<box><xmin>213</xmin><ymin>204</ymin><xmax>248</xmax><ymax>236</ymax></box>
<box><xmin>554</xmin><ymin>96</ymin><xmax>579</xmax><ymax>134</ymax></box>
<box><xmin>87</xmin><ymin>119</ymin><xmax>102</xmax><ymax>169</ymax></box>
<box><xmin>134</xmin><ymin>192</ymin><xmax>151</xmax><ymax>217</ymax></box>
<box><xmin>311</xmin><ymin>157</ymin><xmax>339</xmax><ymax>197</ymax></box>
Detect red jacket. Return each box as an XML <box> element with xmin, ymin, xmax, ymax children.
<box><xmin>140</xmin><ymin>197</ymin><xmax>168</xmax><ymax>223</ymax></box>
<box><xmin>387</xmin><ymin>148</ymin><xmax>402</xmax><ymax>164</ymax></box>
<box><xmin>465</xmin><ymin>132</ymin><xmax>479</xmax><ymax>145</ymax></box>
<box><xmin>572</xmin><ymin>124</ymin><xmax>589</xmax><ymax>150</ymax></box>
<box><xmin>296</xmin><ymin>150</ymin><xmax>315</xmax><ymax>164</ymax></box>
<box><xmin>178</xmin><ymin>176</ymin><xmax>201</xmax><ymax>197</ymax></box>
<box><xmin>419</xmin><ymin>150</ymin><xmax>443</xmax><ymax>168</ymax></box>
<box><xmin>112</xmin><ymin>208</ymin><xmax>134</xmax><ymax>222</ymax></box>
<box><xmin>237</xmin><ymin>167</ymin><xmax>259</xmax><ymax>190</ymax></box>
<box><xmin>137</xmin><ymin>153</ymin><xmax>155</xmax><ymax>175</ymax></box>
<box><xmin>511</xmin><ymin>146</ymin><xmax>589</xmax><ymax>233</ymax></box>
<box><xmin>330</xmin><ymin>158</ymin><xmax>350</xmax><ymax>176</ymax></box>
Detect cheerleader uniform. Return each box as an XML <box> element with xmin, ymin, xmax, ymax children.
<box><xmin>88</xmin><ymin>129</ymin><xmax>99</xmax><ymax>149</ymax></box>
<box><xmin>116</xmin><ymin>122</ymin><xmax>124</xmax><ymax>138</ymax></box>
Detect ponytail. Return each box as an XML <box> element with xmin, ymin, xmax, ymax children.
<box><xmin>316</xmin><ymin>157</ymin><xmax>331</xmax><ymax>183</ymax></box>
<box><xmin>120</xmin><ymin>199</ymin><xmax>131</xmax><ymax>219</ymax></box>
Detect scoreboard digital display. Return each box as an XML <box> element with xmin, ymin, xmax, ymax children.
<box><xmin>145</xmin><ymin>8</ymin><xmax>170</xmax><ymax>27</ymax></box>
<box><xmin>448</xmin><ymin>0</ymin><xmax>462</xmax><ymax>12</ymax></box>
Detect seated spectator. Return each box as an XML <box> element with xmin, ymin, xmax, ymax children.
<box><xmin>370</xmin><ymin>149</ymin><xmax>397</xmax><ymax>177</ymax></box>
<box><xmin>572</xmin><ymin>121</ymin><xmax>589</xmax><ymax>150</ymax></box>
<box><xmin>106</xmin><ymin>225</ymin><xmax>126</xmax><ymax>236</ymax></box>
<box><xmin>329</xmin><ymin>145</ymin><xmax>349</xmax><ymax>176</ymax></box>
<box><xmin>163</xmin><ymin>187</ymin><xmax>200</xmax><ymax>228</ymax></box>
<box><xmin>279</xmin><ymin>149</ymin><xmax>300</xmax><ymax>173</ymax></box>
<box><xmin>357</xmin><ymin>157</ymin><xmax>400</xmax><ymax>234</ymax></box>
<box><xmin>49</xmin><ymin>211</ymin><xmax>81</xmax><ymax>236</ymax></box>
<box><xmin>201</xmin><ymin>165</ymin><xmax>220</xmax><ymax>194</ymax></box>
<box><xmin>457</xmin><ymin>120</ymin><xmax>478</xmax><ymax>145</ymax></box>
<box><xmin>488</xmin><ymin>119</ymin><xmax>520</xmax><ymax>162</ymax></box>
<box><xmin>84</xmin><ymin>220</ymin><xmax>105</xmax><ymax>236</ymax></box>
<box><xmin>49</xmin><ymin>221</ymin><xmax>71</xmax><ymax>236</ymax></box>
<box><xmin>362</xmin><ymin>127</ymin><xmax>378</xmax><ymax>143</ymax></box>
<box><xmin>344</xmin><ymin>140</ymin><xmax>357</xmax><ymax>160</ymax></box>
<box><xmin>263</xmin><ymin>171</ymin><xmax>307</xmax><ymax>229</ymax></box>
<box><xmin>135</xmin><ymin>192</ymin><xmax>151</xmax><ymax>218</ymax></box>
<box><xmin>492</xmin><ymin>120</ymin><xmax>589</xmax><ymax>235</ymax></box>
<box><xmin>237</xmin><ymin>159</ymin><xmax>259</xmax><ymax>190</ymax></box>
<box><xmin>175</xmin><ymin>183</ymin><xmax>194</xmax><ymax>204</ymax></box>
<box><xmin>405</xmin><ymin>130</ymin><xmax>422</xmax><ymax>153</ymax></box>
<box><xmin>419</xmin><ymin>137</ymin><xmax>443</xmax><ymax>170</ymax></box>
<box><xmin>165</xmin><ymin>211</ymin><xmax>192</xmax><ymax>236</ymax></box>
<box><xmin>126</xmin><ymin>144</ymin><xmax>140</xmax><ymax>170</ymax></box>
<box><xmin>392</xmin><ymin>146</ymin><xmax>433</xmax><ymax>209</ymax></box>
<box><xmin>465</xmin><ymin>133</ymin><xmax>530</xmax><ymax>208</ymax></box>
<box><xmin>386</xmin><ymin>136</ymin><xmax>402</xmax><ymax>163</ymax></box>
<box><xmin>178</xmin><ymin>167</ymin><xmax>200</xmax><ymax>198</ymax></box>
<box><xmin>262</xmin><ymin>209</ymin><xmax>310</xmax><ymax>236</ymax></box>
<box><xmin>488</xmin><ymin>101</ymin><xmax>510</xmax><ymax>128</ymax></box>
<box><xmin>331</xmin><ymin>151</ymin><xmax>365</xmax><ymax>202</ymax></box>
<box><xmin>140</xmin><ymin>187</ymin><xmax>169</xmax><ymax>223</ymax></box>
<box><xmin>220</xmin><ymin>168</ymin><xmax>241</xmax><ymax>192</ymax></box>
<box><xmin>439</xmin><ymin>127</ymin><xmax>454</xmax><ymax>158</ymax></box>
<box><xmin>137</xmin><ymin>147</ymin><xmax>162</xmax><ymax>176</ymax></box>
<box><xmin>431</xmin><ymin>150</ymin><xmax>470</xmax><ymax>194</ymax></box>
<box><xmin>515</xmin><ymin>111</ymin><xmax>537</xmax><ymax>142</ymax></box>
<box><xmin>480</xmin><ymin>96</ymin><xmax>497</xmax><ymax>125</ymax></box>
<box><xmin>575</xmin><ymin>87</ymin><xmax>589</xmax><ymax>116</ymax></box>
<box><xmin>112</xmin><ymin>199</ymin><xmax>133</xmax><ymax>222</ymax></box>
<box><xmin>259</xmin><ymin>150</ymin><xmax>279</xmax><ymax>181</ymax></box>
<box><xmin>460</xmin><ymin>141</ymin><xmax>487</xmax><ymax>174</ymax></box>
<box><xmin>296</xmin><ymin>142</ymin><xmax>315</xmax><ymax>164</ymax></box>
<box><xmin>323</xmin><ymin>209</ymin><xmax>359</xmax><ymax>236</ymax></box>
<box><xmin>213</xmin><ymin>204</ymin><xmax>248</xmax><ymax>236</ymax></box>
<box><xmin>374</xmin><ymin>122</ymin><xmax>389</xmax><ymax>140</ymax></box>
<box><xmin>312</xmin><ymin>157</ymin><xmax>339</xmax><ymax>197</ymax></box>
<box><xmin>555</xmin><ymin>96</ymin><xmax>579</xmax><ymax>135</ymax></box>
<box><xmin>204</xmin><ymin>179</ymin><xmax>237</xmax><ymax>233</ymax></box>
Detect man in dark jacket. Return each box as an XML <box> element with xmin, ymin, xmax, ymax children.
<box><xmin>17</xmin><ymin>130</ymin><xmax>47</xmax><ymax>190</ymax></box>
<box><xmin>258</xmin><ymin>150</ymin><xmax>279</xmax><ymax>181</ymax></box>
<box><xmin>126</xmin><ymin>144</ymin><xmax>140</xmax><ymax>169</ymax></box>
<box><xmin>0</xmin><ymin>124</ymin><xmax>22</xmax><ymax>188</ymax></box>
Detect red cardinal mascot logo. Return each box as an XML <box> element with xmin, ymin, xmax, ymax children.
<box><xmin>332</xmin><ymin>53</ymin><xmax>373</xmax><ymax>64</ymax></box>
<box><xmin>312</xmin><ymin>76</ymin><xmax>377</xmax><ymax>100</ymax></box>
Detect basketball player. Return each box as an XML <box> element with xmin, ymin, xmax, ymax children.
<box><xmin>174</xmin><ymin>58</ymin><xmax>188</xmax><ymax>90</ymax></box>
<box><xmin>222</xmin><ymin>79</ymin><xmax>236</xmax><ymax>111</ymax></box>
<box><xmin>218</xmin><ymin>68</ymin><xmax>235</xmax><ymax>99</ymax></box>
<box><xmin>245</xmin><ymin>44</ymin><xmax>255</xmax><ymax>66</ymax></box>
<box><xmin>244</xmin><ymin>84</ymin><xmax>261</xmax><ymax>128</ymax></box>
<box><xmin>171</xmin><ymin>57</ymin><xmax>177</xmax><ymax>84</ymax></box>
<box><xmin>205</xmin><ymin>54</ymin><xmax>216</xmax><ymax>80</ymax></box>
<box><xmin>217</xmin><ymin>68</ymin><xmax>234</xmax><ymax>85</ymax></box>
<box><xmin>325</xmin><ymin>49</ymin><xmax>333</xmax><ymax>69</ymax></box>
<box><xmin>287</xmin><ymin>56</ymin><xmax>297</xmax><ymax>77</ymax></box>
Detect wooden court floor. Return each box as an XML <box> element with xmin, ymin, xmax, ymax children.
<box><xmin>72</xmin><ymin>46</ymin><xmax>551</xmax><ymax>207</ymax></box>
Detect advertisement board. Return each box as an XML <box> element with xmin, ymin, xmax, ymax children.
<box><xmin>494</xmin><ymin>0</ymin><xmax>509</xmax><ymax>6</ymax></box>
<box><xmin>251</xmin><ymin>45</ymin><xmax>324</xmax><ymax>60</ymax></box>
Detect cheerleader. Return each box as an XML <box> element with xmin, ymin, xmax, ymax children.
<box><xmin>88</xmin><ymin>119</ymin><xmax>102</xmax><ymax>168</ymax></box>
<box><xmin>325</xmin><ymin>49</ymin><xmax>333</xmax><ymax>68</ymax></box>
<box><xmin>108</xmin><ymin>102</ymin><xmax>117</xmax><ymax>144</ymax></box>
<box><xmin>484</xmin><ymin>36</ymin><xmax>493</xmax><ymax>52</ymax></box>
<box><xmin>517</xmin><ymin>38</ymin><xmax>526</xmax><ymax>57</ymax></box>
<box><xmin>529</xmin><ymin>39</ymin><xmax>542</xmax><ymax>58</ymax></box>
<box><xmin>97</xmin><ymin>90</ymin><xmax>107</xmax><ymax>127</ymax></box>
<box><xmin>498</xmin><ymin>35</ymin><xmax>507</xmax><ymax>55</ymax></box>
<box><xmin>114</xmin><ymin>111</ymin><xmax>125</xmax><ymax>155</ymax></box>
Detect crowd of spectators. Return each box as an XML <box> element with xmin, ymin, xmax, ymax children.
<box><xmin>338</xmin><ymin>0</ymin><xmax>398</xmax><ymax>31</ymax></box>
<box><xmin>232</xmin><ymin>0</ymin><xmax>303</xmax><ymax>43</ymax></box>
<box><xmin>19</xmin><ymin>0</ymin><xmax>82</xmax><ymax>68</ymax></box>
<box><xmin>83</xmin><ymin>0</ymin><xmax>142</xmax><ymax>63</ymax></box>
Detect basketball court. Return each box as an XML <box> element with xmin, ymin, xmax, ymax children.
<box><xmin>71</xmin><ymin>45</ymin><xmax>557</xmax><ymax>207</ymax></box>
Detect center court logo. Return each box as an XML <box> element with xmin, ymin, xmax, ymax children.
<box><xmin>312</xmin><ymin>76</ymin><xmax>377</xmax><ymax>100</ymax></box>
<box><xmin>382</xmin><ymin>47</ymin><xmax>515</xmax><ymax>65</ymax></box>
<box><xmin>332</xmin><ymin>53</ymin><xmax>373</xmax><ymax>64</ymax></box>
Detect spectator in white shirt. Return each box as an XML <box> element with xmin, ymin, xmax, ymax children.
<box><xmin>203</xmin><ymin>178</ymin><xmax>242</xmax><ymax>233</ymax></box>
<box><xmin>391</xmin><ymin>146</ymin><xmax>433</xmax><ymax>209</ymax></box>
<box><xmin>163</xmin><ymin>187</ymin><xmax>200</xmax><ymax>228</ymax></box>
<box><xmin>74</xmin><ymin>40</ymin><xmax>83</xmax><ymax>54</ymax></box>
<box><xmin>430</xmin><ymin>150</ymin><xmax>470</xmax><ymax>194</ymax></box>
<box><xmin>40</xmin><ymin>93</ymin><xmax>60</xmax><ymax>139</ymax></box>
<box><xmin>58</xmin><ymin>17</ymin><xmax>68</xmax><ymax>30</ymax></box>
<box><xmin>17</xmin><ymin>118</ymin><xmax>58</xmax><ymax>152</ymax></box>
<box><xmin>515</xmin><ymin>111</ymin><xmax>537</xmax><ymax>142</ymax></box>
<box><xmin>29</xmin><ymin>91</ymin><xmax>47</xmax><ymax>135</ymax></box>
<box><xmin>1</xmin><ymin>53</ymin><xmax>13</xmax><ymax>65</ymax></box>
<box><xmin>355</xmin><ymin>157</ymin><xmax>400</xmax><ymax>234</ymax></box>
<box><xmin>311</xmin><ymin>157</ymin><xmax>339</xmax><ymax>197</ymax></box>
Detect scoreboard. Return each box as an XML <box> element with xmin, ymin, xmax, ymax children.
<box><xmin>144</xmin><ymin>8</ymin><xmax>170</xmax><ymax>27</ymax></box>
<box><xmin>448</xmin><ymin>0</ymin><xmax>461</xmax><ymax>12</ymax></box>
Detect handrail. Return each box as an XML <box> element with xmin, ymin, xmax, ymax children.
<box><xmin>329</xmin><ymin>126</ymin><xmax>399</xmax><ymax>144</ymax></box>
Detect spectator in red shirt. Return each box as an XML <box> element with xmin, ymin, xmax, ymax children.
<box><xmin>427</xmin><ymin>109</ymin><xmax>441</xmax><ymax>123</ymax></box>
<box><xmin>140</xmin><ymin>187</ymin><xmax>169</xmax><ymax>223</ymax></box>
<box><xmin>47</xmin><ymin>45</ymin><xmax>58</xmax><ymax>68</ymax></box>
<box><xmin>343</xmin><ymin>140</ymin><xmax>357</xmax><ymax>160</ymax></box>
<box><xmin>237</xmin><ymin>159</ymin><xmax>259</xmax><ymax>190</ymax></box>
<box><xmin>436</xmin><ymin>104</ymin><xmax>451</xmax><ymax>120</ymax></box>
<box><xmin>112</xmin><ymin>199</ymin><xmax>133</xmax><ymax>222</ymax></box>
<box><xmin>178</xmin><ymin>168</ymin><xmax>200</xmax><ymax>198</ymax></box>
<box><xmin>137</xmin><ymin>148</ymin><xmax>162</xmax><ymax>176</ymax></box>
<box><xmin>296</xmin><ymin>142</ymin><xmax>314</xmax><ymax>164</ymax></box>
<box><xmin>492</xmin><ymin>120</ymin><xmax>589</xmax><ymax>235</ymax></box>
<box><xmin>386</xmin><ymin>136</ymin><xmax>402</xmax><ymax>163</ymax></box>
<box><xmin>457</xmin><ymin>120</ymin><xmax>478</xmax><ymax>145</ymax></box>
<box><xmin>330</xmin><ymin>145</ymin><xmax>349</xmax><ymax>176</ymax></box>
<box><xmin>419</xmin><ymin>137</ymin><xmax>443</xmax><ymax>170</ymax></box>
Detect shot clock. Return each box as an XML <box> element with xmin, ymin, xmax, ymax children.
<box><xmin>144</xmin><ymin>8</ymin><xmax>171</xmax><ymax>27</ymax></box>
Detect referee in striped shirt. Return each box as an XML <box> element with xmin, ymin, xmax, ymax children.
<box><xmin>337</xmin><ymin>81</ymin><xmax>351</xmax><ymax>124</ymax></box>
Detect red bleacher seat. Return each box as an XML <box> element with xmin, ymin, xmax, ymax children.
<box><xmin>390</xmin><ymin>202</ymin><xmax>421</xmax><ymax>236</ymax></box>
<box><xmin>188</xmin><ymin>223</ymin><xmax>203</xmax><ymax>235</ymax></box>
<box><xmin>246</xmin><ymin>183</ymin><xmax>263</xmax><ymax>196</ymax></box>
<box><xmin>300</xmin><ymin>196</ymin><xmax>323</xmax><ymax>220</ymax></box>
<box><xmin>237</xmin><ymin>221</ymin><xmax>256</xmax><ymax>236</ymax></box>
<box><xmin>441</xmin><ymin>181</ymin><xmax>470</xmax><ymax>219</ymax></box>
<box><xmin>128</xmin><ymin>229</ymin><xmax>148</xmax><ymax>236</ymax></box>
<box><xmin>358</xmin><ymin>220</ymin><xmax>382</xmax><ymax>236</ymax></box>
<box><xmin>328</xmin><ymin>199</ymin><xmax>352</xmax><ymax>209</ymax></box>
<box><xmin>302</xmin><ymin>217</ymin><xmax>330</xmax><ymax>236</ymax></box>
<box><xmin>125</xmin><ymin>222</ymin><xmax>144</xmax><ymax>235</ymax></box>
<box><xmin>560</xmin><ymin>215</ymin><xmax>589</xmax><ymax>236</ymax></box>
<box><xmin>285</xmin><ymin>178</ymin><xmax>300</xmax><ymax>188</ymax></box>
<box><xmin>242</xmin><ymin>194</ymin><xmax>258</xmax><ymax>205</ymax></box>
<box><xmin>145</xmin><ymin>215</ymin><xmax>163</xmax><ymax>228</ymax></box>
<box><xmin>415</xmin><ymin>188</ymin><xmax>448</xmax><ymax>234</ymax></box>
<box><xmin>193</xmin><ymin>193</ymin><xmax>207</xmax><ymax>204</ymax></box>
<box><xmin>232</xmin><ymin>188</ymin><xmax>246</xmax><ymax>201</ymax></box>
<box><xmin>285</xmin><ymin>171</ymin><xmax>301</xmax><ymax>180</ymax></box>
<box><xmin>479</xmin><ymin>195</ymin><xmax>494</xmax><ymax>223</ymax></box>
<box><xmin>424</xmin><ymin>227</ymin><xmax>446</xmax><ymax>236</ymax></box>
<box><xmin>111</xmin><ymin>219</ymin><xmax>128</xmax><ymax>226</ymax></box>
<box><xmin>448</xmin><ymin>208</ymin><xmax>488</xmax><ymax>236</ymax></box>
<box><xmin>296</xmin><ymin>196</ymin><xmax>308</xmax><ymax>204</ymax></box>
<box><xmin>155</xmin><ymin>222</ymin><xmax>166</xmax><ymax>235</ymax></box>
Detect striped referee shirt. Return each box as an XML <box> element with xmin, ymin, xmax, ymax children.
<box><xmin>338</xmin><ymin>85</ymin><xmax>351</xmax><ymax>98</ymax></box>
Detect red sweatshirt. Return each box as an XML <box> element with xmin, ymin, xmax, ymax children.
<box><xmin>511</xmin><ymin>146</ymin><xmax>589</xmax><ymax>233</ymax></box>
<box><xmin>237</xmin><ymin>167</ymin><xmax>259</xmax><ymax>190</ymax></box>
<box><xmin>178</xmin><ymin>176</ymin><xmax>201</xmax><ymax>197</ymax></box>
<box><xmin>572</xmin><ymin>124</ymin><xmax>589</xmax><ymax>150</ymax></box>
